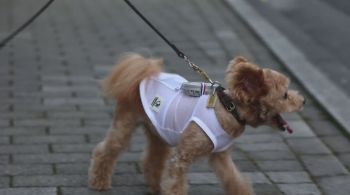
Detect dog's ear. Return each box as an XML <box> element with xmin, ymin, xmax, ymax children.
<box><xmin>232</xmin><ymin>56</ymin><xmax>249</xmax><ymax>64</ymax></box>
<box><xmin>226</xmin><ymin>59</ymin><xmax>268</xmax><ymax>103</ymax></box>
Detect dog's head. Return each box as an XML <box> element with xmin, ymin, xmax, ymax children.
<box><xmin>225</xmin><ymin>56</ymin><xmax>305</xmax><ymax>133</ymax></box>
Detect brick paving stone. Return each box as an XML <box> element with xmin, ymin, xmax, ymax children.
<box><xmin>0</xmin><ymin>127</ymin><xmax>46</xmax><ymax>136</ymax></box>
<box><xmin>0</xmin><ymin>155</ymin><xmax>9</xmax><ymax>164</ymax></box>
<box><xmin>307</xmin><ymin>120</ymin><xmax>342</xmax><ymax>136</ymax></box>
<box><xmin>301</xmin><ymin>155</ymin><xmax>349</xmax><ymax>177</ymax></box>
<box><xmin>322</xmin><ymin>136</ymin><xmax>350</xmax><ymax>153</ymax></box>
<box><xmin>256</xmin><ymin>160</ymin><xmax>304</xmax><ymax>172</ymax></box>
<box><xmin>52</xmin><ymin>144</ymin><xmax>95</xmax><ymax>153</ymax></box>
<box><xmin>317</xmin><ymin>175</ymin><xmax>350</xmax><ymax>195</ymax></box>
<box><xmin>0</xmin><ymin>119</ymin><xmax>10</xmax><ymax>127</ymax></box>
<box><xmin>253</xmin><ymin>184</ymin><xmax>283</xmax><ymax>195</ymax></box>
<box><xmin>49</xmin><ymin>127</ymin><xmax>108</xmax><ymax>135</ymax></box>
<box><xmin>278</xmin><ymin>183</ymin><xmax>321</xmax><ymax>195</ymax></box>
<box><xmin>0</xmin><ymin>136</ymin><xmax>10</xmax><ymax>144</ymax></box>
<box><xmin>61</xmin><ymin>187</ymin><xmax>147</xmax><ymax>195</ymax></box>
<box><xmin>237</xmin><ymin>142</ymin><xmax>290</xmax><ymax>152</ymax></box>
<box><xmin>13</xmin><ymin>175</ymin><xmax>86</xmax><ymax>187</ymax></box>
<box><xmin>244</xmin><ymin>172</ymin><xmax>271</xmax><ymax>184</ymax></box>
<box><xmin>13</xmin><ymin>135</ymin><xmax>85</xmax><ymax>144</ymax></box>
<box><xmin>189</xmin><ymin>185</ymin><xmax>224</xmax><ymax>195</ymax></box>
<box><xmin>266</xmin><ymin>171</ymin><xmax>312</xmax><ymax>184</ymax></box>
<box><xmin>0</xmin><ymin>145</ymin><xmax>49</xmax><ymax>154</ymax></box>
<box><xmin>0</xmin><ymin>177</ymin><xmax>10</xmax><ymax>188</ymax></box>
<box><xmin>56</xmin><ymin>162</ymin><xmax>138</xmax><ymax>175</ymax></box>
<box><xmin>188</xmin><ymin>172</ymin><xmax>219</xmax><ymax>184</ymax></box>
<box><xmin>247</xmin><ymin>151</ymin><xmax>297</xmax><ymax>160</ymax></box>
<box><xmin>0</xmin><ymin>165</ymin><xmax>53</xmax><ymax>176</ymax></box>
<box><xmin>13</xmin><ymin>153</ymin><xmax>90</xmax><ymax>164</ymax></box>
<box><xmin>47</xmin><ymin>111</ymin><xmax>110</xmax><ymax>119</ymax></box>
<box><xmin>13</xmin><ymin>119</ymin><xmax>81</xmax><ymax>127</ymax></box>
<box><xmin>287</xmin><ymin>138</ymin><xmax>332</xmax><ymax>155</ymax></box>
<box><xmin>235</xmin><ymin>133</ymin><xmax>283</xmax><ymax>144</ymax></box>
<box><xmin>0</xmin><ymin>188</ymin><xmax>57</xmax><ymax>195</ymax></box>
<box><xmin>111</xmin><ymin>174</ymin><xmax>145</xmax><ymax>186</ymax></box>
<box><xmin>338</xmin><ymin>153</ymin><xmax>350</xmax><ymax>170</ymax></box>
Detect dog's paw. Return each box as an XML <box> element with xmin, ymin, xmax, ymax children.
<box><xmin>147</xmin><ymin>188</ymin><xmax>161</xmax><ymax>195</ymax></box>
<box><xmin>88</xmin><ymin>177</ymin><xmax>111</xmax><ymax>191</ymax></box>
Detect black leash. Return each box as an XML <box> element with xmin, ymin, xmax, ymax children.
<box><xmin>124</xmin><ymin>0</ymin><xmax>184</xmax><ymax>59</ymax></box>
<box><xmin>124</xmin><ymin>0</ymin><xmax>245</xmax><ymax>125</ymax></box>
<box><xmin>0</xmin><ymin>0</ymin><xmax>55</xmax><ymax>50</ymax></box>
<box><xmin>124</xmin><ymin>0</ymin><xmax>214</xmax><ymax>84</ymax></box>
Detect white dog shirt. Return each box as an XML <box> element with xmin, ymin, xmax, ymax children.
<box><xmin>139</xmin><ymin>73</ymin><xmax>235</xmax><ymax>152</ymax></box>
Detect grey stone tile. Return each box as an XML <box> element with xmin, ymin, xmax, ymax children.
<box><xmin>287</xmin><ymin>138</ymin><xmax>332</xmax><ymax>155</ymax></box>
<box><xmin>0</xmin><ymin>155</ymin><xmax>9</xmax><ymax>164</ymax></box>
<box><xmin>61</xmin><ymin>187</ymin><xmax>146</xmax><ymax>195</ymax></box>
<box><xmin>256</xmin><ymin>160</ymin><xmax>304</xmax><ymax>171</ymax></box>
<box><xmin>317</xmin><ymin>175</ymin><xmax>350</xmax><ymax>195</ymax></box>
<box><xmin>0</xmin><ymin>177</ymin><xmax>10</xmax><ymax>188</ymax></box>
<box><xmin>13</xmin><ymin>135</ymin><xmax>85</xmax><ymax>144</ymax></box>
<box><xmin>278</xmin><ymin>183</ymin><xmax>321</xmax><ymax>195</ymax></box>
<box><xmin>0</xmin><ymin>188</ymin><xmax>57</xmax><ymax>195</ymax></box>
<box><xmin>52</xmin><ymin>144</ymin><xmax>94</xmax><ymax>153</ymax></box>
<box><xmin>188</xmin><ymin>172</ymin><xmax>219</xmax><ymax>184</ymax></box>
<box><xmin>244</xmin><ymin>172</ymin><xmax>271</xmax><ymax>184</ymax></box>
<box><xmin>322</xmin><ymin>136</ymin><xmax>350</xmax><ymax>153</ymax></box>
<box><xmin>266</xmin><ymin>171</ymin><xmax>312</xmax><ymax>184</ymax></box>
<box><xmin>235</xmin><ymin>133</ymin><xmax>283</xmax><ymax>144</ymax></box>
<box><xmin>0</xmin><ymin>145</ymin><xmax>49</xmax><ymax>154</ymax></box>
<box><xmin>0</xmin><ymin>127</ymin><xmax>46</xmax><ymax>136</ymax></box>
<box><xmin>13</xmin><ymin>153</ymin><xmax>90</xmax><ymax>164</ymax></box>
<box><xmin>237</xmin><ymin>142</ymin><xmax>290</xmax><ymax>152</ymax></box>
<box><xmin>13</xmin><ymin>175</ymin><xmax>86</xmax><ymax>187</ymax></box>
<box><xmin>0</xmin><ymin>165</ymin><xmax>53</xmax><ymax>176</ymax></box>
<box><xmin>111</xmin><ymin>174</ymin><xmax>145</xmax><ymax>186</ymax></box>
<box><xmin>247</xmin><ymin>151</ymin><xmax>297</xmax><ymax>160</ymax></box>
<box><xmin>189</xmin><ymin>185</ymin><xmax>224</xmax><ymax>195</ymax></box>
<box><xmin>307</xmin><ymin>120</ymin><xmax>342</xmax><ymax>136</ymax></box>
<box><xmin>301</xmin><ymin>155</ymin><xmax>349</xmax><ymax>177</ymax></box>
<box><xmin>253</xmin><ymin>184</ymin><xmax>283</xmax><ymax>195</ymax></box>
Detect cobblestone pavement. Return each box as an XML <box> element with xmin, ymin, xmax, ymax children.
<box><xmin>0</xmin><ymin>0</ymin><xmax>350</xmax><ymax>194</ymax></box>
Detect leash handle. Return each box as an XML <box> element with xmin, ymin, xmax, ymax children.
<box><xmin>124</xmin><ymin>0</ymin><xmax>214</xmax><ymax>84</ymax></box>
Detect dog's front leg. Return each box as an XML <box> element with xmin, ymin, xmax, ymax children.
<box><xmin>161</xmin><ymin>152</ymin><xmax>191</xmax><ymax>195</ymax></box>
<box><xmin>161</xmin><ymin>122</ymin><xmax>213</xmax><ymax>195</ymax></box>
<box><xmin>209</xmin><ymin>151</ymin><xmax>254</xmax><ymax>195</ymax></box>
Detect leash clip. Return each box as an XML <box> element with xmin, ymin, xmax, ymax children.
<box><xmin>227</xmin><ymin>102</ymin><xmax>236</xmax><ymax>112</ymax></box>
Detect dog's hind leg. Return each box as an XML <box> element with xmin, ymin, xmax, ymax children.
<box><xmin>88</xmin><ymin>110</ymin><xmax>139</xmax><ymax>191</ymax></box>
<box><xmin>143</xmin><ymin>123</ymin><xmax>170</xmax><ymax>195</ymax></box>
<box><xmin>209</xmin><ymin>151</ymin><xmax>254</xmax><ymax>195</ymax></box>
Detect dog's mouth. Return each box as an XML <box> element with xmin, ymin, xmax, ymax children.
<box><xmin>273</xmin><ymin>114</ymin><xmax>293</xmax><ymax>134</ymax></box>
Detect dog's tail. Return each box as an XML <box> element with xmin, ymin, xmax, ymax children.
<box><xmin>102</xmin><ymin>53</ymin><xmax>162</xmax><ymax>105</ymax></box>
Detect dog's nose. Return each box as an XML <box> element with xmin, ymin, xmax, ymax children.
<box><xmin>303</xmin><ymin>99</ymin><xmax>306</xmax><ymax>105</ymax></box>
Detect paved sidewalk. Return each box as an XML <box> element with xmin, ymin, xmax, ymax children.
<box><xmin>0</xmin><ymin>0</ymin><xmax>350</xmax><ymax>194</ymax></box>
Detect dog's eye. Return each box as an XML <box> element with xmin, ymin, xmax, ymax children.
<box><xmin>284</xmin><ymin>92</ymin><xmax>288</xmax><ymax>99</ymax></box>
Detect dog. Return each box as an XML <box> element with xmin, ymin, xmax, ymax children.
<box><xmin>88</xmin><ymin>53</ymin><xmax>305</xmax><ymax>195</ymax></box>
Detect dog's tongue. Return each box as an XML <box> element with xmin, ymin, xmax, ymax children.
<box><xmin>275</xmin><ymin>114</ymin><xmax>293</xmax><ymax>134</ymax></box>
